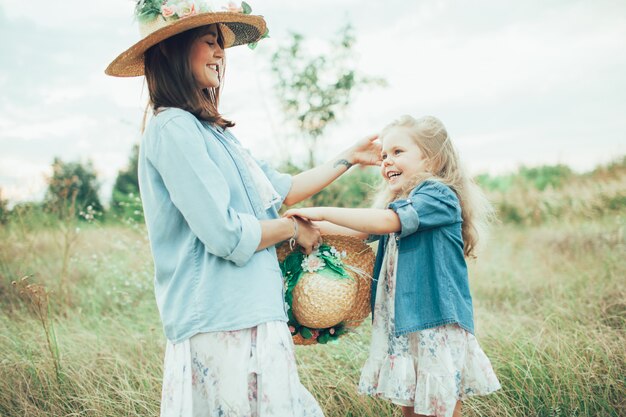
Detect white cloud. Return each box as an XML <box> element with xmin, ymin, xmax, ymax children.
<box><xmin>1</xmin><ymin>0</ymin><xmax>625</xmax><ymax>204</ymax></box>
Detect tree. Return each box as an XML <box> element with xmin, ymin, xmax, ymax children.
<box><xmin>110</xmin><ymin>144</ymin><xmax>143</xmax><ymax>223</ymax></box>
<box><xmin>271</xmin><ymin>23</ymin><xmax>386</xmax><ymax>169</ymax></box>
<box><xmin>44</xmin><ymin>158</ymin><xmax>103</xmax><ymax>220</ymax></box>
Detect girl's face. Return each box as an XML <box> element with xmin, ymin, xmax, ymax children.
<box><xmin>189</xmin><ymin>24</ymin><xmax>224</xmax><ymax>89</ymax></box>
<box><xmin>380</xmin><ymin>127</ymin><xmax>428</xmax><ymax>193</ymax></box>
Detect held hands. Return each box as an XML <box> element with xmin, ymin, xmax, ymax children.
<box><xmin>284</xmin><ymin>208</ymin><xmax>326</xmax><ymax>222</ymax></box>
<box><xmin>348</xmin><ymin>134</ymin><xmax>382</xmax><ymax>167</ymax></box>
<box><xmin>292</xmin><ymin>216</ymin><xmax>322</xmax><ymax>254</ymax></box>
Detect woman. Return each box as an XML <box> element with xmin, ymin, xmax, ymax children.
<box><xmin>105</xmin><ymin>1</ymin><xmax>381</xmax><ymax>416</ymax></box>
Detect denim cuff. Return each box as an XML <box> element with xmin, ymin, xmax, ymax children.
<box><xmin>223</xmin><ymin>213</ymin><xmax>262</xmax><ymax>266</ymax></box>
<box><xmin>388</xmin><ymin>198</ymin><xmax>419</xmax><ymax>238</ymax></box>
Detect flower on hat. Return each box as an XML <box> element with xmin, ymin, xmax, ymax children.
<box><xmin>134</xmin><ymin>0</ymin><xmax>268</xmax><ymax>48</ymax></box>
<box><xmin>136</xmin><ymin>0</ymin><xmax>210</xmax><ymax>23</ymax></box>
<box><xmin>176</xmin><ymin>2</ymin><xmax>197</xmax><ymax>18</ymax></box>
<box><xmin>301</xmin><ymin>254</ymin><xmax>325</xmax><ymax>273</ymax></box>
<box><xmin>222</xmin><ymin>1</ymin><xmax>244</xmax><ymax>13</ymax></box>
<box><xmin>161</xmin><ymin>5</ymin><xmax>176</xmax><ymax>18</ymax></box>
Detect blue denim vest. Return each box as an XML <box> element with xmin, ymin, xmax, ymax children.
<box><xmin>370</xmin><ymin>181</ymin><xmax>475</xmax><ymax>336</ymax></box>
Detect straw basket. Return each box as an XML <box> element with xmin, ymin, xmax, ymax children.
<box><xmin>277</xmin><ymin>235</ymin><xmax>375</xmax><ymax>345</ymax></box>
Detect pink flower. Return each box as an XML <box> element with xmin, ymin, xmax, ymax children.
<box><xmin>288</xmin><ymin>325</ymin><xmax>296</xmax><ymax>333</ymax></box>
<box><xmin>301</xmin><ymin>255</ymin><xmax>325</xmax><ymax>272</ymax></box>
<box><xmin>161</xmin><ymin>5</ymin><xmax>175</xmax><ymax>18</ymax></box>
<box><xmin>329</xmin><ymin>328</ymin><xmax>335</xmax><ymax>335</ymax></box>
<box><xmin>222</xmin><ymin>1</ymin><xmax>243</xmax><ymax>13</ymax></box>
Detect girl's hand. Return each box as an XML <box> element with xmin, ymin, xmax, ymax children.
<box><xmin>349</xmin><ymin>134</ymin><xmax>382</xmax><ymax>166</ymax></box>
<box><xmin>294</xmin><ymin>217</ymin><xmax>321</xmax><ymax>254</ymax></box>
<box><xmin>284</xmin><ymin>208</ymin><xmax>326</xmax><ymax>222</ymax></box>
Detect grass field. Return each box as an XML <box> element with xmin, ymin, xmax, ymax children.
<box><xmin>1</xmin><ymin>166</ymin><xmax>624</xmax><ymax>416</ymax></box>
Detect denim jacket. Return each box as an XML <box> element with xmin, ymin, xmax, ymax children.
<box><xmin>138</xmin><ymin>108</ymin><xmax>292</xmax><ymax>343</ymax></box>
<box><xmin>370</xmin><ymin>180</ymin><xmax>475</xmax><ymax>336</ymax></box>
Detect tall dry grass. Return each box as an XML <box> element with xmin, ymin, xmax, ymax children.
<box><xmin>485</xmin><ymin>172</ymin><xmax>626</xmax><ymax>226</ymax></box>
<box><xmin>1</xmin><ymin>165</ymin><xmax>625</xmax><ymax>416</ymax></box>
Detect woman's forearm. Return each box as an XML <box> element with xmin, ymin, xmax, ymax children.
<box><xmin>284</xmin><ymin>151</ymin><xmax>353</xmax><ymax>206</ymax></box>
<box><xmin>257</xmin><ymin>218</ymin><xmax>294</xmax><ymax>251</ymax></box>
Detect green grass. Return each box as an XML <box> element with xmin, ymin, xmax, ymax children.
<box><xmin>1</xmin><ymin>205</ymin><xmax>625</xmax><ymax>416</ymax></box>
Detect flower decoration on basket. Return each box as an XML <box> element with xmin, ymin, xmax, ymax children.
<box><xmin>134</xmin><ymin>0</ymin><xmax>269</xmax><ymax>49</ymax></box>
<box><xmin>278</xmin><ymin>235</ymin><xmax>375</xmax><ymax>346</ymax></box>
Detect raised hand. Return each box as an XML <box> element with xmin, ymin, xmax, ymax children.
<box><xmin>349</xmin><ymin>134</ymin><xmax>382</xmax><ymax>166</ymax></box>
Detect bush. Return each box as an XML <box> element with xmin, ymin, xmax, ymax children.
<box><xmin>44</xmin><ymin>158</ymin><xmax>103</xmax><ymax>220</ymax></box>
<box><xmin>110</xmin><ymin>144</ymin><xmax>143</xmax><ymax>223</ymax></box>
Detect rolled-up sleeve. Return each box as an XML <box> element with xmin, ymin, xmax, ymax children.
<box><xmin>388</xmin><ymin>182</ymin><xmax>460</xmax><ymax>238</ymax></box>
<box><xmin>388</xmin><ymin>198</ymin><xmax>419</xmax><ymax>238</ymax></box>
<box><xmin>147</xmin><ymin>116</ymin><xmax>261</xmax><ymax>266</ymax></box>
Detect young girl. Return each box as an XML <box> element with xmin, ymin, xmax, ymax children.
<box><xmin>285</xmin><ymin>115</ymin><xmax>501</xmax><ymax>417</ymax></box>
<box><xmin>105</xmin><ymin>2</ymin><xmax>381</xmax><ymax>416</ymax></box>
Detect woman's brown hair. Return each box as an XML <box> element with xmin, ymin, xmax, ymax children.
<box><xmin>144</xmin><ymin>24</ymin><xmax>234</xmax><ymax>129</ymax></box>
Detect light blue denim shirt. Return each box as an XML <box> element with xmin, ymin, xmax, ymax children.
<box><xmin>370</xmin><ymin>180</ymin><xmax>475</xmax><ymax>336</ymax></box>
<box><xmin>138</xmin><ymin>108</ymin><xmax>292</xmax><ymax>343</ymax></box>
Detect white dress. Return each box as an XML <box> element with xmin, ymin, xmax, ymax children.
<box><xmin>160</xmin><ymin>321</ymin><xmax>324</xmax><ymax>417</ymax></box>
<box><xmin>157</xmin><ymin>130</ymin><xmax>324</xmax><ymax>416</ymax></box>
<box><xmin>358</xmin><ymin>236</ymin><xmax>501</xmax><ymax>417</ymax></box>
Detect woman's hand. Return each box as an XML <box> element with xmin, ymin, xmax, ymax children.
<box><xmin>348</xmin><ymin>134</ymin><xmax>382</xmax><ymax>166</ymax></box>
<box><xmin>294</xmin><ymin>216</ymin><xmax>321</xmax><ymax>254</ymax></box>
<box><xmin>284</xmin><ymin>208</ymin><xmax>326</xmax><ymax>222</ymax></box>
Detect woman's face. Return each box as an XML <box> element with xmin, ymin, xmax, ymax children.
<box><xmin>380</xmin><ymin>127</ymin><xmax>428</xmax><ymax>193</ymax></box>
<box><xmin>189</xmin><ymin>24</ymin><xmax>224</xmax><ymax>89</ymax></box>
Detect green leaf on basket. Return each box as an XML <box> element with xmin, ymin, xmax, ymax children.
<box><xmin>318</xmin><ymin>265</ymin><xmax>350</xmax><ymax>280</ymax></box>
<box><xmin>318</xmin><ymin>333</ymin><xmax>330</xmax><ymax>344</ymax></box>
<box><xmin>241</xmin><ymin>1</ymin><xmax>252</xmax><ymax>14</ymax></box>
<box><xmin>300</xmin><ymin>328</ymin><xmax>313</xmax><ymax>339</ymax></box>
<box><xmin>284</xmin><ymin>252</ymin><xmax>304</xmax><ymax>275</ymax></box>
<box><xmin>287</xmin><ymin>309</ymin><xmax>296</xmax><ymax>323</ymax></box>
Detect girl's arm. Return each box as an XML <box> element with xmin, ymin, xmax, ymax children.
<box><xmin>283</xmin><ymin>134</ymin><xmax>381</xmax><ymax>206</ymax></box>
<box><xmin>284</xmin><ymin>207</ymin><xmax>401</xmax><ymax>236</ymax></box>
<box><xmin>314</xmin><ymin>220</ymin><xmax>369</xmax><ymax>239</ymax></box>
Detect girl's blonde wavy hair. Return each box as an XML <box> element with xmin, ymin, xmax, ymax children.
<box><xmin>373</xmin><ymin>115</ymin><xmax>494</xmax><ymax>258</ymax></box>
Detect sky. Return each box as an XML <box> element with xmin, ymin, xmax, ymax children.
<box><xmin>1</xmin><ymin>0</ymin><xmax>625</xmax><ymax>205</ymax></box>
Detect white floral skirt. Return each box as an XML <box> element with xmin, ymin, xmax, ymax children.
<box><xmin>160</xmin><ymin>321</ymin><xmax>324</xmax><ymax>417</ymax></box>
<box><xmin>358</xmin><ymin>237</ymin><xmax>501</xmax><ymax>417</ymax></box>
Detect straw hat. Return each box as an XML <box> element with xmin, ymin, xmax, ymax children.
<box><xmin>277</xmin><ymin>235</ymin><xmax>375</xmax><ymax>345</ymax></box>
<box><xmin>106</xmin><ymin>0</ymin><xmax>267</xmax><ymax>77</ymax></box>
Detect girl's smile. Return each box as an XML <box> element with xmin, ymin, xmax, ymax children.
<box><xmin>380</xmin><ymin>127</ymin><xmax>428</xmax><ymax>193</ymax></box>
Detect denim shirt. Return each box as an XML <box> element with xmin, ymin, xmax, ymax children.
<box><xmin>138</xmin><ymin>108</ymin><xmax>292</xmax><ymax>343</ymax></box>
<box><xmin>370</xmin><ymin>180</ymin><xmax>475</xmax><ymax>336</ymax></box>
